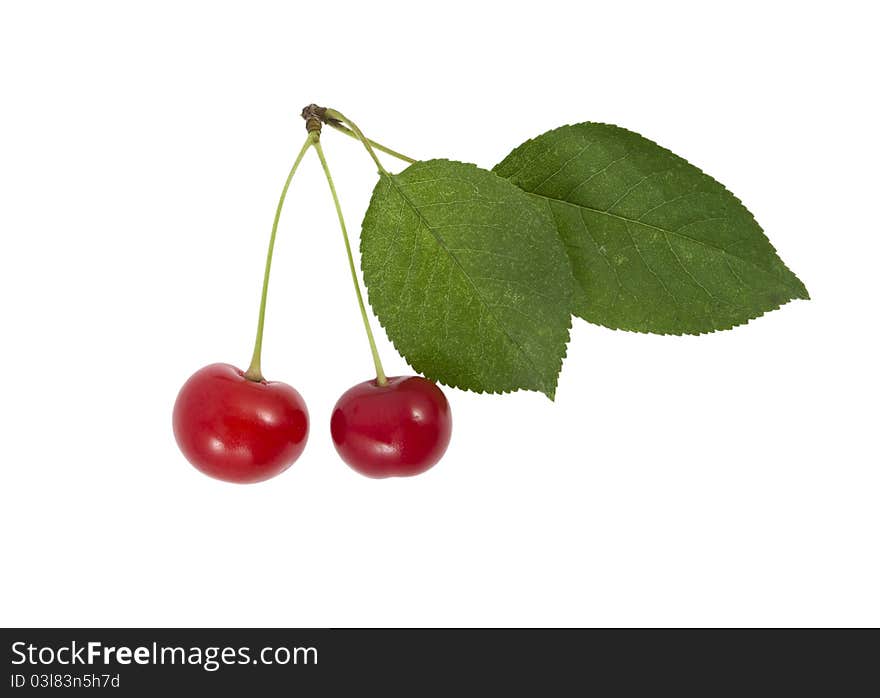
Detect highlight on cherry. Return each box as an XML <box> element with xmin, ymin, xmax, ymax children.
<box><xmin>172</xmin><ymin>103</ymin><xmax>808</xmax><ymax>484</ymax></box>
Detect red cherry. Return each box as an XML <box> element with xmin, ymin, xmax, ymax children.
<box><xmin>330</xmin><ymin>376</ymin><xmax>452</xmax><ymax>478</ymax></box>
<box><xmin>173</xmin><ymin>363</ymin><xmax>309</xmax><ymax>483</ymax></box>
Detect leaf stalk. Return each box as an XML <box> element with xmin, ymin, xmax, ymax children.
<box><xmin>326</xmin><ymin>120</ymin><xmax>417</xmax><ymax>164</ymax></box>
<box><xmin>321</xmin><ymin>108</ymin><xmax>391</xmax><ymax>175</ymax></box>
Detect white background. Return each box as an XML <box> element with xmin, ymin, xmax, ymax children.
<box><xmin>1</xmin><ymin>1</ymin><xmax>877</xmax><ymax>628</ymax></box>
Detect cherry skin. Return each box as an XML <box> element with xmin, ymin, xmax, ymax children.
<box><xmin>173</xmin><ymin>363</ymin><xmax>309</xmax><ymax>483</ymax></box>
<box><xmin>331</xmin><ymin>376</ymin><xmax>452</xmax><ymax>478</ymax></box>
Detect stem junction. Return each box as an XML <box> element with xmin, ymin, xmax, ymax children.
<box><xmin>246</xmin><ymin>106</ymin><xmax>405</xmax><ymax>384</ymax></box>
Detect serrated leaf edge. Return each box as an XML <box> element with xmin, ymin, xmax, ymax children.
<box><xmin>494</xmin><ymin>122</ymin><xmax>810</xmax><ymax>336</ymax></box>
<box><xmin>360</xmin><ymin>158</ymin><xmax>573</xmax><ymax>399</ymax></box>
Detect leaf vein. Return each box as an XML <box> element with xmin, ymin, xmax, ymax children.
<box><xmin>386</xmin><ymin>175</ymin><xmax>550</xmax><ymax>386</ymax></box>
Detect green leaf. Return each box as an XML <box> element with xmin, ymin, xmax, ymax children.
<box><xmin>494</xmin><ymin>123</ymin><xmax>809</xmax><ymax>335</ymax></box>
<box><xmin>360</xmin><ymin>159</ymin><xmax>573</xmax><ymax>398</ymax></box>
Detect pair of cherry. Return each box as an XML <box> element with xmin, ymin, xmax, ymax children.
<box><xmin>173</xmin><ymin>364</ymin><xmax>451</xmax><ymax>483</ymax></box>
<box><xmin>172</xmin><ymin>108</ymin><xmax>451</xmax><ymax>483</ymax></box>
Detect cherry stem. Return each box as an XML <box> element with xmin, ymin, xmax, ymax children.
<box><xmin>322</xmin><ymin>108</ymin><xmax>390</xmax><ymax>176</ymax></box>
<box><xmin>313</xmin><ymin>138</ymin><xmax>388</xmax><ymax>386</ymax></box>
<box><xmin>325</xmin><ymin>121</ymin><xmax>417</xmax><ymax>165</ymax></box>
<box><xmin>244</xmin><ymin>132</ymin><xmax>317</xmax><ymax>382</ymax></box>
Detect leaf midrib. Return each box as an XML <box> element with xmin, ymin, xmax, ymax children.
<box><xmin>383</xmin><ymin>172</ymin><xmax>553</xmax><ymax>392</ymax></box>
<box><xmin>525</xmin><ymin>190</ymin><xmax>791</xmax><ymax>284</ymax></box>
